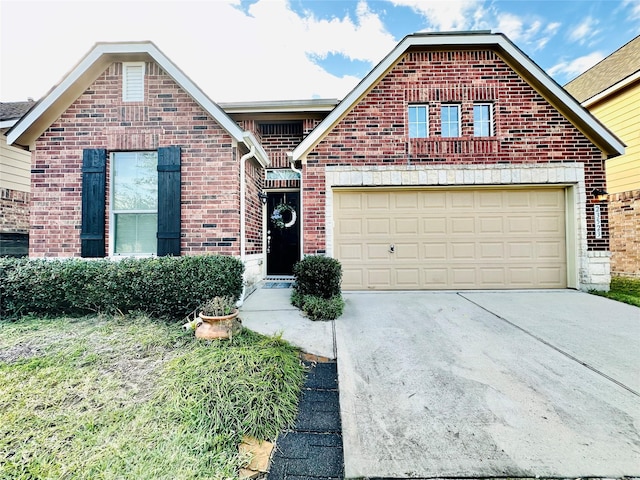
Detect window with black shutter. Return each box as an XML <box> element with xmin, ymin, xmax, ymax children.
<box><xmin>157</xmin><ymin>146</ymin><xmax>181</xmax><ymax>256</ymax></box>
<box><xmin>81</xmin><ymin>149</ymin><xmax>107</xmax><ymax>257</ymax></box>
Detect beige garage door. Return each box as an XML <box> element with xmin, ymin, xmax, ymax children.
<box><xmin>334</xmin><ymin>188</ymin><xmax>567</xmax><ymax>290</ymax></box>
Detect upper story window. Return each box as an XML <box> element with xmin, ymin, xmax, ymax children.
<box><xmin>111</xmin><ymin>151</ymin><xmax>158</xmax><ymax>255</ymax></box>
<box><xmin>122</xmin><ymin>62</ymin><xmax>145</xmax><ymax>102</ymax></box>
<box><xmin>408</xmin><ymin>105</ymin><xmax>428</xmax><ymax>138</ymax></box>
<box><xmin>474</xmin><ymin>103</ymin><xmax>493</xmax><ymax>136</ymax></box>
<box><xmin>441</xmin><ymin>104</ymin><xmax>460</xmax><ymax>137</ymax></box>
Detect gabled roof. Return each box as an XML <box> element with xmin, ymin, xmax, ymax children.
<box><xmin>0</xmin><ymin>100</ymin><xmax>35</xmax><ymax>129</ymax></box>
<box><xmin>6</xmin><ymin>42</ymin><xmax>268</xmax><ymax>166</ymax></box>
<box><xmin>292</xmin><ymin>31</ymin><xmax>625</xmax><ymax>161</ymax></box>
<box><xmin>564</xmin><ymin>35</ymin><xmax>640</xmax><ymax>106</ymax></box>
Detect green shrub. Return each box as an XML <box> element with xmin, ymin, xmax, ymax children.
<box><xmin>300</xmin><ymin>294</ymin><xmax>344</xmax><ymax>321</ymax></box>
<box><xmin>290</xmin><ymin>289</ymin><xmax>304</xmax><ymax>309</ymax></box>
<box><xmin>0</xmin><ymin>255</ymin><xmax>244</xmax><ymax>321</ymax></box>
<box><xmin>292</xmin><ymin>255</ymin><xmax>342</xmax><ymax>299</ymax></box>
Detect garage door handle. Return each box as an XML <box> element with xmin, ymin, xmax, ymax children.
<box><xmin>389</xmin><ymin>244</ymin><xmax>395</xmax><ymax>253</ymax></box>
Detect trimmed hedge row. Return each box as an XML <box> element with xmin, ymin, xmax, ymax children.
<box><xmin>0</xmin><ymin>255</ymin><xmax>244</xmax><ymax>321</ymax></box>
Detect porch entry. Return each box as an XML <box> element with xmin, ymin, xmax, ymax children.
<box><xmin>267</xmin><ymin>191</ymin><xmax>300</xmax><ymax>276</ymax></box>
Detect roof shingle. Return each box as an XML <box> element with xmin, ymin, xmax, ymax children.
<box><xmin>564</xmin><ymin>35</ymin><xmax>640</xmax><ymax>103</ymax></box>
<box><xmin>0</xmin><ymin>101</ymin><xmax>35</xmax><ymax>121</ymax></box>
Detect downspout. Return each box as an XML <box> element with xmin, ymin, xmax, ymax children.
<box><xmin>289</xmin><ymin>153</ymin><xmax>303</xmax><ymax>261</ymax></box>
<box><xmin>238</xmin><ymin>145</ymin><xmax>256</xmax><ymax>306</ymax></box>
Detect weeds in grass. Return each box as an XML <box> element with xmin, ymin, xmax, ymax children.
<box><xmin>0</xmin><ymin>315</ymin><xmax>305</xmax><ymax>479</ymax></box>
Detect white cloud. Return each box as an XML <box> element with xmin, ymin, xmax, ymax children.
<box><xmin>568</xmin><ymin>16</ymin><xmax>601</xmax><ymax>45</ymax></box>
<box><xmin>0</xmin><ymin>0</ymin><xmax>397</xmax><ymax>103</ymax></box>
<box><xmin>548</xmin><ymin>51</ymin><xmax>604</xmax><ymax>79</ymax></box>
<box><xmin>388</xmin><ymin>0</ymin><xmax>482</xmax><ymax>31</ymax></box>
<box><xmin>623</xmin><ymin>0</ymin><xmax>640</xmax><ymax>19</ymax></box>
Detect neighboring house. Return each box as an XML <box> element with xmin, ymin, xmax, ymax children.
<box><xmin>1</xmin><ymin>100</ymin><xmax>35</xmax><ymax>256</ymax></box>
<box><xmin>565</xmin><ymin>35</ymin><xmax>640</xmax><ymax>278</ymax></box>
<box><xmin>7</xmin><ymin>32</ymin><xmax>624</xmax><ymax>293</ymax></box>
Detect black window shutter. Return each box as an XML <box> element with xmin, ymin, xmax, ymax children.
<box><xmin>81</xmin><ymin>149</ymin><xmax>107</xmax><ymax>258</ymax></box>
<box><xmin>157</xmin><ymin>146</ymin><xmax>181</xmax><ymax>256</ymax></box>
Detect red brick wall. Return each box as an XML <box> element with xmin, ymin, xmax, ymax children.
<box><xmin>30</xmin><ymin>61</ymin><xmax>244</xmax><ymax>257</ymax></box>
<box><xmin>0</xmin><ymin>188</ymin><xmax>30</xmax><ymax>233</ymax></box>
<box><xmin>303</xmin><ymin>49</ymin><xmax>608</xmax><ymax>254</ymax></box>
<box><xmin>609</xmin><ymin>190</ymin><xmax>640</xmax><ymax>277</ymax></box>
<box><xmin>245</xmin><ymin>158</ymin><xmax>264</xmax><ymax>255</ymax></box>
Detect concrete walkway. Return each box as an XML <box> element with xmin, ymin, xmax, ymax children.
<box><xmin>241</xmin><ymin>287</ymin><xmax>640</xmax><ymax>479</ymax></box>
<box><xmin>240</xmin><ymin>286</ymin><xmax>336</xmax><ymax>359</ymax></box>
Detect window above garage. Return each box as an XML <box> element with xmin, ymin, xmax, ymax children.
<box><xmin>408</xmin><ymin>105</ymin><xmax>428</xmax><ymax>138</ymax></box>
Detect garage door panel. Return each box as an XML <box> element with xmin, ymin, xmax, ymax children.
<box><xmin>479</xmin><ymin>216</ymin><xmax>504</xmax><ymax>233</ymax></box>
<box><xmin>507</xmin><ymin>191</ymin><xmax>533</xmax><ymax>207</ymax></box>
<box><xmin>338</xmin><ymin>243</ymin><xmax>364</xmax><ymax>260</ymax></box>
<box><xmin>478</xmin><ymin>190</ymin><xmax>503</xmax><ymax>208</ymax></box>
<box><xmin>451</xmin><ymin>217</ymin><xmax>475</xmax><ymax>234</ymax></box>
<box><xmin>536</xmin><ymin>190</ymin><xmax>564</xmax><ymax>207</ymax></box>
<box><xmin>368</xmin><ymin>269</ymin><xmax>392</xmax><ymax>288</ymax></box>
<box><xmin>395</xmin><ymin>218</ymin><xmax>419</xmax><ymax>234</ymax></box>
<box><xmin>424</xmin><ymin>268</ymin><xmax>448</xmax><ymax>286</ymax></box>
<box><xmin>537</xmin><ymin>241</ymin><xmax>563</xmax><ymax>259</ymax></box>
<box><xmin>336</xmin><ymin>192</ymin><xmax>363</xmax><ymax>210</ymax></box>
<box><xmin>424</xmin><ymin>218</ymin><xmax>447</xmax><ymax>234</ymax></box>
<box><xmin>480</xmin><ymin>242</ymin><xmax>504</xmax><ymax>258</ymax></box>
<box><xmin>396</xmin><ymin>243</ymin><xmax>419</xmax><ymax>259</ymax></box>
<box><xmin>451</xmin><ymin>242</ymin><xmax>475</xmax><ymax>259</ymax></box>
<box><xmin>342</xmin><ymin>268</ymin><xmax>365</xmax><ymax>289</ymax></box>
<box><xmin>536</xmin><ymin>216</ymin><xmax>563</xmax><ymax>233</ymax></box>
<box><xmin>334</xmin><ymin>188</ymin><xmax>567</xmax><ymax>290</ymax></box>
<box><xmin>422</xmin><ymin>192</ymin><xmax>446</xmax><ymax>208</ymax></box>
<box><xmin>424</xmin><ymin>243</ymin><xmax>447</xmax><ymax>259</ymax></box>
<box><xmin>451</xmin><ymin>268</ymin><xmax>477</xmax><ymax>286</ymax></box>
<box><xmin>366</xmin><ymin>218</ymin><xmax>390</xmax><ymax>235</ymax></box>
<box><xmin>538</xmin><ymin>267</ymin><xmax>565</xmax><ymax>285</ymax></box>
<box><xmin>337</xmin><ymin>218</ymin><xmax>363</xmax><ymax>235</ymax></box>
<box><xmin>394</xmin><ymin>192</ymin><xmax>419</xmax><ymax>209</ymax></box>
<box><xmin>507</xmin><ymin>217</ymin><xmax>534</xmax><ymax>234</ymax></box>
<box><xmin>508</xmin><ymin>242</ymin><xmax>534</xmax><ymax>259</ymax></box>
<box><xmin>396</xmin><ymin>268</ymin><xmax>420</xmax><ymax>286</ymax></box>
<box><xmin>367</xmin><ymin>244</ymin><xmax>391</xmax><ymax>260</ymax></box>
<box><xmin>450</xmin><ymin>191</ymin><xmax>475</xmax><ymax>208</ymax></box>
<box><xmin>366</xmin><ymin>193</ymin><xmax>390</xmax><ymax>209</ymax></box>
<box><xmin>479</xmin><ymin>267</ymin><xmax>506</xmax><ymax>285</ymax></box>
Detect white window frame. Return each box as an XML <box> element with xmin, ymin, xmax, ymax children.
<box><xmin>408</xmin><ymin>104</ymin><xmax>429</xmax><ymax>138</ymax></box>
<box><xmin>109</xmin><ymin>151</ymin><xmax>158</xmax><ymax>257</ymax></box>
<box><xmin>473</xmin><ymin>103</ymin><xmax>494</xmax><ymax>137</ymax></box>
<box><xmin>441</xmin><ymin>104</ymin><xmax>461</xmax><ymax>138</ymax></box>
<box><xmin>122</xmin><ymin>62</ymin><xmax>145</xmax><ymax>102</ymax></box>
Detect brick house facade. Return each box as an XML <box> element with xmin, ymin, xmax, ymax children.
<box><xmin>8</xmin><ymin>33</ymin><xmax>623</xmax><ymax>292</ymax></box>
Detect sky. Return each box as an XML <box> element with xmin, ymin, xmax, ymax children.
<box><xmin>1</xmin><ymin>0</ymin><xmax>639</xmax><ymax>104</ymax></box>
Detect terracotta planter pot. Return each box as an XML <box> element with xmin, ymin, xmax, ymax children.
<box><xmin>195</xmin><ymin>310</ymin><xmax>242</xmax><ymax>340</ymax></box>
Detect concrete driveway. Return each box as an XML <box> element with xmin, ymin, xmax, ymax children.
<box><xmin>336</xmin><ymin>290</ymin><xmax>640</xmax><ymax>478</ymax></box>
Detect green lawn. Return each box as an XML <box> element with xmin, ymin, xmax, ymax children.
<box><xmin>0</xmin><ymin>315</ymin><xmax>305</xmax><ymax>480</ymax></box>
<box><xmin>591</xmin><ymin>276</ymin><xmax>640</xmax><ymax>307</ymax></box>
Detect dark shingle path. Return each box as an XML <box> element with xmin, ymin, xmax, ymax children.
<box><xmin>268</xmin><ymin>361</ymin><xmax>344</xmax><ymax>480</ymax></box>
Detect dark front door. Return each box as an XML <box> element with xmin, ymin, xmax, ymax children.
<box><xmin>267</xmin><ymin>192</ymin><xmax>300</xmax><ymax>276</ymax></box>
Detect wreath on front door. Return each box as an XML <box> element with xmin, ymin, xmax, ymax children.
<box><xmin>271</xmin><ymin>203</ymin><xmax>297</xmax><ymax>229</ymax></box>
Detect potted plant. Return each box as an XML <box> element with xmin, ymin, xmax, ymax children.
<box><xmin>195</xmin><ymin>296</ymin><xmax>242</xmax><ymax>340</ymax></box>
